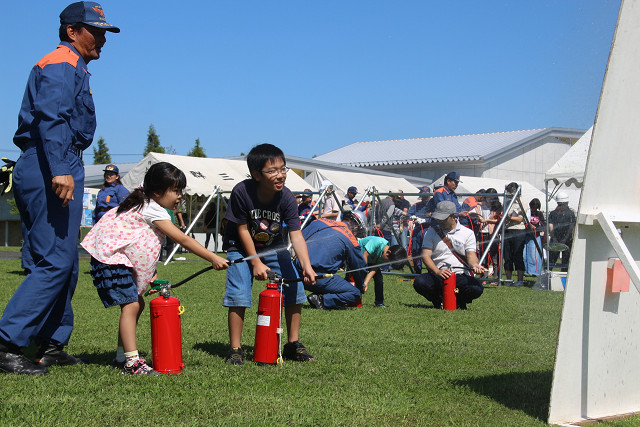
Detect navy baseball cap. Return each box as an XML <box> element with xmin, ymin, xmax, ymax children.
<box><xmin>301</xmin><ymin>189</ymin><xmax>313</xmax><ymax>198</ymax></box>
<box><xmin>60</xmin><ymin>2</ymin><xmax>120</xmax><ymax>33</ymax></box>
<box><xmin>445</xmin><ymin>171</ymin><xmax>461</xmax><ymax>182</ymax></box>
<box><xmin>103</xmin><ymin>164</ymin><xmax>119</xmax><ymax>174</ymax></box>
<box><xmin>418</xmin><ymin>185</ymin><xmax>431</xmax><ymax>194</ymax></box>
<box><xmin>347</xmin><ymin>186</ymin><xmax>358</xmax><ymax>194</ymax></box>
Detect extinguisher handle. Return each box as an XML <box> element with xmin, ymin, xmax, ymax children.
<box><xmin>144</xmin><ymin>280</ymin><xmax>171</xmax><ymax>296</ymax></box>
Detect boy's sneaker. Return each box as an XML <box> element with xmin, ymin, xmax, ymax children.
<box><xmin>225</xmin><ymin>347</ymin><xmax>244</xmax><ymax>365</ymax></box>
<box><xmin>121</xmin><ymin>359</ymin><xmax>159</xmax><ymax>376</ymax></box>
<box><xmin>513</xmin><ymin>281</ymin><xmax>525</xmax><ymax>287</ymax></box>
<box><xmin>282</xmin><ymin>341</ymin><xmax>314</xmax><ymax>362</ymax></box>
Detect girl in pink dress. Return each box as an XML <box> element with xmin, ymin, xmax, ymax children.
<box><xmin>82</xmin><ymin>162</ymin><xmax>228</xmax><ymax>375</ymax></box>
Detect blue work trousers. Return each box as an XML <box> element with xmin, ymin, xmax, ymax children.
<box><xmin>304</xmin><ymin>275</ymin><xmax>361</xmax><ymax>309</ymax></box>
<box><xmin>0</xmin><ymin>147</ymin><xmax>84</xmax><ymax>347</ymax></box>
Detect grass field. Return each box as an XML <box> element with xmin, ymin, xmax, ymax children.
<box><xmin>0</xmin><ymin>249</ymin><xmax>638</xmax><ymax>426</ymax></box>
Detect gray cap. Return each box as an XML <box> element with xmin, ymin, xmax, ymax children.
<box><xmin>432</xmin><ymin>201</ymin><xmax>457</xmax><ymax>220</ymax></box>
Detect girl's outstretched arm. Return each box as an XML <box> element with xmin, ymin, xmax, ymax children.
<box><xmin>153</xmin><ymin>220</ymin><xmax>229</xmax><ymax>270</ymax></box>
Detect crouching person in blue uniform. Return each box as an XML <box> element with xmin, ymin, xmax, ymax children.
<box><xmin>297</xmin><ymin>218</ymin><xmax>368</xmax><ymax>310</ymax></box>
<box><xmin>0</xmin><ymin>2</ymin><xmax>119</xmax><ymax>375</ymax></box>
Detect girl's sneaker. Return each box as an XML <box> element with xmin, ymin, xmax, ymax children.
<box><xmin>121</xmin><ymin>358</ymin><xmax>159</xmax><ymax>376</ymax></box>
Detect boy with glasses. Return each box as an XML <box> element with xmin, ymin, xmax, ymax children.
<box><xmin>221</xmin><ymin>144</ymin><xmax>317</xmax><ymax>365</ymax></box>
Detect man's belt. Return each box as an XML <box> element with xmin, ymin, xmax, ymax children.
<box><xmin>68</xmin><ymin>145</ymin><xmax>83</xmax><ymax>160</ymax></box>
<box><xmin>20</xmin><ymin>142</ymin><xmax>83</xmax><ymax>161</ymax></box>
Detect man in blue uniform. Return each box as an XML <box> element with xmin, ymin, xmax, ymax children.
<box><xmin>344</xmin><ymin>186</ymin><xmax>366</xmax><ymax>212</ymax></box>
<box><xmin>0</xmin><ymin>2</ymin><xmax>119</xmax><ymax>375</ymax></box>
<box><xmin>426</xmin><ymin>172</ymin><xmax>463</xmax><ymax>214</ymax></box>
<box><xmin>297</xmin><ymin>218</ymin><xmax>368</xmax><ymax>310</ymax></box>
<box><xmin>297</xmin><ymin>188</ymin><xmax>316</xmax><ymax>225</ymax></box>
<box><xmin>408</xmin><ymin>186</ymin><xmax>431</xmax><ymax>221</ymax></box>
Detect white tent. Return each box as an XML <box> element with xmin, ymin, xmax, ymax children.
<box><xmin>545</xmin><ymin>126</ymin><xmax>592</xmax><ymax>188</ymax></box>
<box><xmin>121</xmin><ymin>152</ymin><xmax>315</xmax><ymax>195</ymax></box>
<box><xmin>304</xmin><ymin>168</ymin><xmax>419</xmax><ymax>199</ymax></box>
<box><xmin>120</xmin><ymin>153</ymin><xmax>317</xmax><ymax>255</ymax></box>
<box><xmin>431</xmin><ymin>174</ymin><xmax>557</xmax><ymax>210</ymax></box>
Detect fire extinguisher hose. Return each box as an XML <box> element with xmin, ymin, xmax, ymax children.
<box><xmin>144</xmin><ymin>258</ymin><xmax>249</xmax><ymax>296</ymax></box>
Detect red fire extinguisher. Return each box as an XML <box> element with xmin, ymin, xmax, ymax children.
<box><xmin>442</xmin><ymin>265</ymin><xmax>458</xmax><ymax>311</ymax></box>
<box><xmin>346</xmin><ymin>274</ymin><xmax>362</xmax><ymax>308</ymax></box>
<box><xmin>150</xmin><ymin>286</ymin><xmax>185</xmax><ymax>374</ymax></box>
<box><xmin>254</xmin><ymin>280</ymin><xmax>283</xmax><ymax>364</ymax></box>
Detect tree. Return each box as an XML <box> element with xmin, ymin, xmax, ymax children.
<box><xmin>92</xmin><ymin>136</ymin><xmax>111</xmax><ymax>164</ymax></box>
<box><xmin>143</xmin><ymin>124</ymin><xmax>165</xmax><ymax>156</ymax></box>
<box><xmin>187</xmin><ymin>138</ymin><xmax>207</xmax><ymax>157</ymax></box>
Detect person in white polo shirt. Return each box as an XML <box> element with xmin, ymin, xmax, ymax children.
<box><xmin>413</xmin><ymin>201</ymin><xmax>485</xmax><ymax>309</ymax></box>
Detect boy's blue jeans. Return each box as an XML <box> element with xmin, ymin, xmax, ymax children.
<box><xmin>223</xmin><ymin>249</ymin><xmax>307</xmax><ymax>307</ymax></box>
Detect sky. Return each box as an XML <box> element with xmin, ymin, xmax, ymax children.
<box><xmin>0</xmin><ymin>1</ymin><xmax>622</xmax><ymax>165</ymax></box>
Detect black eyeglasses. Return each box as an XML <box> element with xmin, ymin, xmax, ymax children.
<box><xmin>261</xmin><ymin>166</ymin><xmax>290</xmax><ymax>177</ymax></box>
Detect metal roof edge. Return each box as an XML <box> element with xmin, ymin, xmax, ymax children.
<box><xmin>483</xmin><ymin>127</ymin><xmax>587</xmax><ymax>163</ymax></box>
<box><xmin>222</xmin><ymin>154</ymin><xmax>432</xmax><ymax>185</ymax></box>
<box><xmin>347</xmin><ymin>156</ymin><xmax>482</xmax><ymax>167</ymax></box>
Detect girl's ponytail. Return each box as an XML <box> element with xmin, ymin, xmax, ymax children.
<box><xmin>117</xmin><ymin>187</ymin><xmax>146</xmax><ymax>214</ymax></box>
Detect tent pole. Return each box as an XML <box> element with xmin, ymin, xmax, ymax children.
<box><xmin>545</xmin><ymin>180</ymin><xmax>550</xmax><ymax>287</ymax></box>
<box><xmin>164</xmin><ymin>186</ymin><xmax>220</xmax><ymax>265</ymax></box>
<box><xmin>214</xmin><ymin>191</ymin><xmax>221</xmax><ymax>253</ymax></box>
<box><xmin>354</xmin><ymin>186</ymin><xmax>371</xmax><ymax>212</ymax></box>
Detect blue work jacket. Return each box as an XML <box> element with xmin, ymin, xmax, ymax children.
<box><xmin>426</xmin><ymin>187</ymin><xmax>462</xmax><ymax>214</ymax></box>
<box><xmin>296</xmin><ymin>219</ymin><xmax>368</xmax><ymax>287</ymax></box>
<box><xmin>93</xmin><ymin>182</ymin><xmax>130</xmax><ymax>224</ymax></box>
<box><xmin>14</xmin><ymin>42</ymin><xmax>96</xmax><ymax>177</ymax></box>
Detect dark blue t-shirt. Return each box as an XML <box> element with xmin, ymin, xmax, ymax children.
<box><xmin>223</xmin><ymin>179</ymin><xmax>301</xmax><ymax>254</ymax></box>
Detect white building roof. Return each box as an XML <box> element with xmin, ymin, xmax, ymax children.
<box><xmin>315</xmin><ymin>127</ymin><xmax>586</xmax><ymax>167</ymax></box>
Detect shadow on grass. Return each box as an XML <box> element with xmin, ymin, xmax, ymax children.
<box><xmin>22</xmin><ymin>345</ymin><xmax>151</xmax><ymax>367</ymax></box>
<box><xmin>401</xmin><ymin>302</ymin><xmax>437</xmax><ymax>309</ymax></box>
<box><xmin>8</xmin><ymin>270</ymin><xmax>27</xmax><ymax>276</ymax></box>
<box><xmin>193</xmin><ymin>341</ymin><xmax>256</xmax><ymax>360</ymax></box>
<box><xmin>453</xmin><ymin>370</ymin><xmax>552</xmax><ymax>422</ymax></box>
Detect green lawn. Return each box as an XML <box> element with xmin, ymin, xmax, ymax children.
<box><xmin>0</xmin><ymin>250</ymin><xmax>638</xmax><ymax>426</ymax></box>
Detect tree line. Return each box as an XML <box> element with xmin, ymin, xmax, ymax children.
<box><xmin>92</xmin><ymin>124</ymin><xmax>206</xmax><ymax>164</ymax></box>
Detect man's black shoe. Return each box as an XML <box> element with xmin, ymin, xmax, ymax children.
<box><xmin>35</xmin><ymin>343</ymin><xmax>87</xmax><ymax>367</ymax></box>
<box><xmin>307</xmin><ymin>294</ymin><xmax>326</xmax><ymax>310</ymax></box>
<box><xmin>0</xmin><ymin>350</ymin><xmax>48</xmax><ymax>375</ymax></box>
